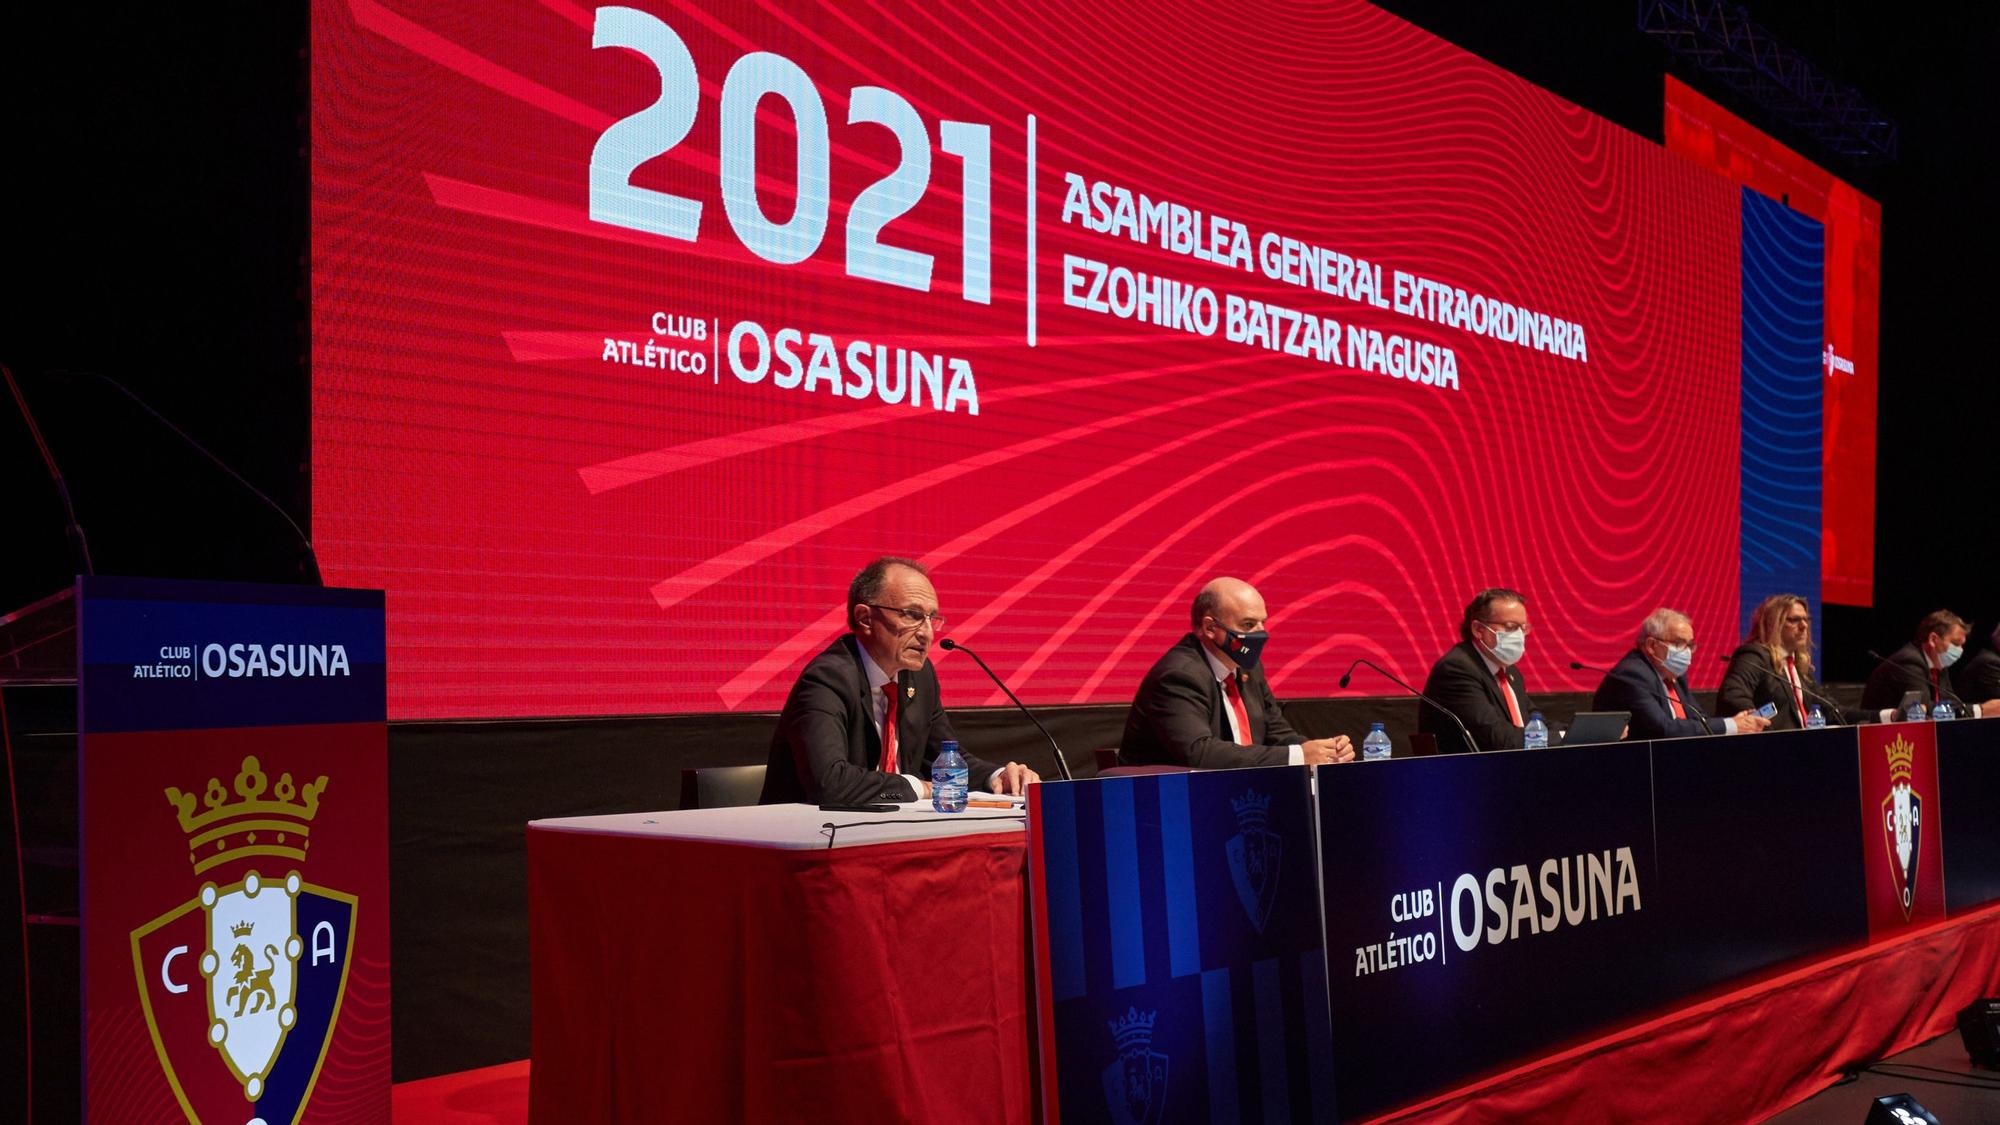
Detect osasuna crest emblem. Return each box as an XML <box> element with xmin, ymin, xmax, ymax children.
<box><xmin>1226</xmin><ymin>789</ymin><xmax>1281</xmax><ymax>933</ymax></box>
<box><xmin>1880</xmin><ymin>736</ymin><xmax>1924</xmax><ymax>918</ymax></box>
<box><xmin>1100</xmin><ymin>1007</ymin><xmax>1169</xmax><ymax>1125</ymax></box>
<box><xmin>130</xmin><ymin>756</ymin><xmax>358</xmax><ymax>1124</ymax></box>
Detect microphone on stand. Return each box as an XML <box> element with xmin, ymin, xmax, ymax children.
<box><xmin>938</xmin><ymin>639</ymin><xmax>1072</xmax><ymax>781</ymax></box>
<box><xmin>1569</xmin><ymin>660</ymin><xmax>1610</xmax><ymax>675</ymax></box>
<box><xmin>1340</xmin><ymin>657</ymin><xmax>1481</xmax><ymax>752</ymax></box>
<box><xmin>54</xmin><ymin>368</ymin><xmax>322</xmax><ymax>583</ymax></box>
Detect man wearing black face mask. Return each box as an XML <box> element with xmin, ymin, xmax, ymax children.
<box><xmin>1418</xmin><ymin>587</ymin><xmax>1537</xmax><ymax>754</ymax></box>
<box><xmin>1118</xmin><ymin>577</ymin><xmax>1355</xmax><ymax>769</ymax></box>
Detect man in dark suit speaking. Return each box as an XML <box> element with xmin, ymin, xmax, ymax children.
<box><xmin>1860</xmin><ymin>609</ymin><xmax>1998</xmax><ymax>719</ymax></box>
<box><xmin>1592</xmin><ymin>608</ymin><xmax>1771</xmax><ymax>740</ymax></box>
<box><xmin>1418</xmin><ymin>587</ymin><xmax>1538</xmax><ymax>754</ymax></box>
<box><xmin>761</xmin><ymin>556</ymin><xmax>1038</xmax><ymax>805</ymax></box>
<box><xmin>1118</xmin><ymin>577</ymin><xmax>1355</xmax><ymax>769</ymax></box>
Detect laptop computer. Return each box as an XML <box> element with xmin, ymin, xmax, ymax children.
<box><xmin>1558</xmin><ymin>711</ymin><xmax>1630</xmax><ymax>746</ymax></box>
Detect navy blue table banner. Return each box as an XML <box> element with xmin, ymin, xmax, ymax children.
<box><xmin>1029</xmin><ymin>767</ymin><xmax>1338</xmax><ymax>1124</ymax></box>
<box><xmin>1026</xmin><ymin>720</ymin><xmax>2000</xmax><ymax>1123</ymax></box>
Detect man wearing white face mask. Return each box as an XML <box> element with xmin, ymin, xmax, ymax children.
<box><xmin>1418</xmin><ymin>588</ymin><xmax>1539</xmax><ymax>753</ymax></box>
<box><xmin>1593</xmin><ymin>608</ymin><xmax>1772</xmax><ymax>740</ymax></box>
<box><xmin>1861</xmin><ymin>609</ymin><xmax>1999</xmax><ymax>720</ymax></box>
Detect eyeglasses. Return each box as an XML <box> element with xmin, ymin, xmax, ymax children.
<box><xmin>866</xmin><ymin>603</ymin><xmax>946</xmax><ymax>630</ymax></box>
<box><xmin>1658</xmin><ymin>639</ymin><xmax>1698</xmax><ymax>653</ymax></box>
<box><xmin>1782</xmin><ymin>616</ymin><xmax>1811</xmax><ymax>626</ymax></box>
<box><xmin>1479</xmin><ymin>620</ymin><xmax>1532</xmax><ymax>635</ymax></box>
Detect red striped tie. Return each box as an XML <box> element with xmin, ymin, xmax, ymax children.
<box><xmin>1664</xmin><ymin>679</ymin><xmax>1687</xmax><ymax>720</ymax></box>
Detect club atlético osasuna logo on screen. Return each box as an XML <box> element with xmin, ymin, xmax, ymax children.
<box><xmin>1226</xmin><ymin>788</ymin><xmax>1280</xmax><ymax>934</ymax></box>
<box><xmin>130</xmin><ymin>756</ymin><xmax>357</xmax><ymax>1124</ymax></box>
<box><xmin>1881</xmin><ymin>735</ymin><xmax>1924</xmax><ymax>917</ymax></box>
<box><xmin>1101</xmin><ymin>1006</ymin><xmax>1168</xmax><ymax>1125</ymax></box>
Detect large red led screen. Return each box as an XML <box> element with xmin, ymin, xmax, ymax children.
<box><xmin>1665</xmin><ymin>75</ymin><xmax>1879</xmax><ymax>608</ymax></box>
<box><xmin>313</xmin><ymin>1</ymin><xmax>1745</xmax><ymax>719</ymax></box>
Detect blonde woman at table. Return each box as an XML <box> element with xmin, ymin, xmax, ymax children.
<box><xmin>760</xmin><ymin>556</ymin><xmax>1040</xmax><ymax>806</ymax></box>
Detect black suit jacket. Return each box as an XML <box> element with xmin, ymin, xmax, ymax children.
<box><xmin>1592</xmin><ymin>648</ymin><xmax>1725</xmax><ymax>740</ymax></box>
<box><xmin>760</xmin><ymin>635</ymin><xmax>999</xmax><ymax>805</ymax></box>
<box><xmin>1861</xmin><ymin>642</ymin><xmax>1954</xmax><ymax>714</ymax></box>
<box><xmin>1118</xmin><ymin>633</ymin><xmax>1303</xmax><ymax>768</ymax></box>
<box><xmin>1418</xmin><ymin>641</ymin><xmax>1532</xmax><ymax>754</ymax></box>
<box><xmin>1959</xmin><ymin>647</ymin><xmax>2000</xmax><ymax>703</ymax></box>
<box><xmin>1718</xmin><ymin>643</ymin><xmax>1811</xmax><ymax>730</ymax></box>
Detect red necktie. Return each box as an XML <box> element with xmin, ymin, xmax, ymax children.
<box><xmin>1496</xmin><ymin>668</ymin><xmax>1523</xmax><ymax>727</ymax></box>
<box><xmin>1223</xmin><ymin>675</ymin><xmax>1252</xmax><ymax>746</ymax></box>
<box><xmin>1664</xmin><ymin>679</ymin><xmax>1687</xmax><ymax>720</ymax></box>
<box><xmin>880</xmin><ymin>682</ymin><xmax>899</xmax><ymax>774</ymax></box>
<box><xmin>1786</xmin><ymin>656</ymin><xmax>1807</xmax><ymax>719</ymax></box>
<box><xmin>1929</xmin><ymin>664</ymin><xmax>1940</xmax><ymax>705</ymax></box>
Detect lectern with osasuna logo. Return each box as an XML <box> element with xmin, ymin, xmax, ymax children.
<box><xmin>33</xmin><ymin>575</ymin><xmax>390</xmax><ymax>1124</ymax></box>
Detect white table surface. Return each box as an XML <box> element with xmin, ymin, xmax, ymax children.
<box><xmin>528</xmin><ymin>798</ymin><xmax>1028</xmax><ymax>850</ymax></box>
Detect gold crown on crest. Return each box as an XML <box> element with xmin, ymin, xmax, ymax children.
<box><xmin>165</xmin><ymin>755</ymin><xmax>328</xmax><ymax>875</ymax></box>
<box><xmin>1884</xmin><ymin>736</ymin><xmax>1916</xmax><ymax>782</ymax></box>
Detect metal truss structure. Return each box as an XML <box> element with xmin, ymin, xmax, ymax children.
<box><xmin>1638</xmin><ymin>0</ymin><xmax>1898</xmax><ymax>163</ymax></box>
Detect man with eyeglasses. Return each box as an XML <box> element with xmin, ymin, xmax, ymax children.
<box><xmin>1718</xmin><ymin>593</ymin><xmax>1836</xmax><ymax>729</ymax></box>
<box><xmin>760</xmin><ymin>556</ymin><xmax>1039</xmax><ymax>805</ymax></box>
<box><xmin>1118</xmin><ymin>577</ymin><xmax>1356</xmax><ymax>769</ymax></box>
<box><xmin>1418</xmin><ymin>588</ymin><xmax>1539</xmax><ymax>754</ymax></box>
<box><xmin>1592</xmin><ymin>608</ymin><xmax>1772</xmax><ymax>740</ymax></box>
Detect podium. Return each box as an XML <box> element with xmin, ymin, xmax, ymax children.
<box><xmin>0</xmin><ymin>577</ymin><xmax>390</xmax><ymax>1124</ymax></box>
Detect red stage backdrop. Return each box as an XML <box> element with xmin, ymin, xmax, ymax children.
<box><xmin>1665</xmin><ymin>76</ymin><xmax>1880</xmax><ymax>607</ymax></box>
<box><xmin>313</xmin><ymin>0</ymin><xmax>1745</xmax><ymax>719</ymax></box>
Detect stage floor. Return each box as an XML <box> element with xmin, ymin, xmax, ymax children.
<box><xmin>389</xmin><ymin>1031</ymin><xmax>1996</xmax><ymax>1124</ymax></box>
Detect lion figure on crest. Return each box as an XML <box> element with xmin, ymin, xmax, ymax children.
<box><xmin>227</xmin><ymin>942</ymin><xmax>281</xmax><ymax>1017</ymax></box>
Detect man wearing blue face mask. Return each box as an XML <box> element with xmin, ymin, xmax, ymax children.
<box><xmin>1419</xmin><ymin>588</ymin><xmax>1538</xmax><ymax>754</ymax></box>
<box><xmin>1593</xmin><ymin>608</ymin><xmax>1772</xmax><ymax>739</ymax></box>
<box><xmin>1860</xmin><ymin>610</ymin><xmax>1998</xmax><ymax>720</ymax></box>
<box><xmin>1118</xmin><ymin>577</ymin><xmax>1356</xmax><ymax>768</ymax></box>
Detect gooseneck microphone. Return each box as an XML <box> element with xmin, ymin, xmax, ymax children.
<box><xmin>938</xmin><ymin>638</ymin><xmax>1072</xmax><ymax>781</ymax></box>
<box><xmin>1340</xmin><ymin>657</ymin><xmax>1481</xmax><ymax>752</ymax></box>
<box><xmin>1569</xmin><ymin>660</ymin><xmax>1610</xmax><ymax>674</ymax></box>
<box><xmin>1716</xmin><ymin>653</ymin><xmax>1848</xmax><ymax>724</ymax></box>
<box><xmin>56</xmin><ymin>368</ymin><xmax>322</xmax><ymax>583</ymax></box>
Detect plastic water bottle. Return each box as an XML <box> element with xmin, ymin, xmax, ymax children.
<box><xmin>1806</xmin><ymin>705</ymin><xmax>1826</xmax><ymax>729</ymax></box>
<box><xmin>1905</xmin><ymin>700</ymin><xmax>1928</xmax><ymax>723</ymax></box>
<box><xmin>1524</xmin><ymin>712</ymin><xmax>1549</xmax><ymax>750</ymax></box>
<box><xmin>1362</xmin><ymin>723</ymin><xmax>1392</xmax><ymax>761</ymax></box>
<box><xmin>1934</xmin><ymin>698</ymin><xmax>1956</xmax><ymax>722</ymax></box>
<box><xmin>931</xmin><ymin>740</ymin><xmax>969</xmax><ymax>812</ymax></box>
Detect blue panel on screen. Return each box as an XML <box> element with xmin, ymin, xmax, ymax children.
<box><xmin>1738</xmin><ymin>187</ymin><xmax>1825</xmax><ymax>634</ymax></box>
<box><xmin>1033</xmin><ymin>767</ymin><xmax>1336</xmax><ymax>1124</ymax></box>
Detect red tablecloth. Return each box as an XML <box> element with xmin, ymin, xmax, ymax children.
<box><xmin>528</xmin><ymin>825</ymin><xmax>1032</xmax><ymax>1124</ymax></box>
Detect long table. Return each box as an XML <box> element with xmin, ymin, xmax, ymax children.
<box><xmin>528</xmin><ymin>719</ymin><xmax>2000</xmax><ymax>1123</ymax></box>
<box><xmin>527</xmin><ymin>801</ymin><xmax>1032</xmax><ymax>1124</ymax></box>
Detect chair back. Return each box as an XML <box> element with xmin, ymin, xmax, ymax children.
<box><xmin>679</xmin><ymin>764</ymin><xmax>768</xmax><ymax>809</ymax></box>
